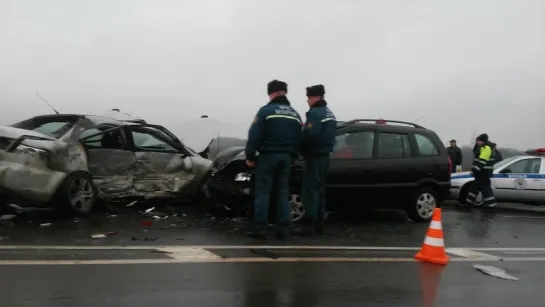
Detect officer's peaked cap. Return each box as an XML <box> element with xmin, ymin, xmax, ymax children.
<box><xmin>267</xmin><ymin>80</ymin><xmax>288</xmax><ymax>95</ymax></box>
<box><xmin>306</xmin><ymin>84</ymin><xmax>325</xmax><ymax>97</ymax></box>
<box><xmin>476</xmin><ymin>133</ymin><xmax>489</xmax><ymax>142</ymax></box>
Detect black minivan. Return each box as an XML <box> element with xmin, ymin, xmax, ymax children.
<box><xmin>202</xmin><ymin>119</ymin><xmax>451</xmax><ymax>222</ymax></box>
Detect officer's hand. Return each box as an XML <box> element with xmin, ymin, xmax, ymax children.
<box><xmin>246</xmin><ymin>160</ymin><xmax>255</xmax><ymax>168</ymax></box>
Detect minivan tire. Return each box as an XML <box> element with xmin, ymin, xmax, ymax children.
<box><xmin>406</xmin><ymin>187</ymin><xmax>438</xmax><ymax>222</ymax></box>
<box><xmin>56</xmin><ymin>172</ymin><xmax>98</xmax><ymax>216</ymax></box>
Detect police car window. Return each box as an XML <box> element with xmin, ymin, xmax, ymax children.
<box><xmin>505</xmin><ymin>158</ymin><xmax>541</xmax><ymax>174</ymax></box>
<box><xmin>414</xmin><ymin>134</ymin><xmax>439</xmax><ymax>156</ymax></box>
<box><xmin>378</xmin><ymin>133</ymin><xmax>411</xmax><ymax>159</ymax></box>
<box><xmin>332</xmin><ymin>131</ymin><xmax>374</xmax><ymax>159</ymax></box>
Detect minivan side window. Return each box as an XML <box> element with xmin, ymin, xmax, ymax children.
<box><xmin>377</xmin><ymin>133</ymin><xmax>411</xmax><ymax>159</ymax></box>
<box><xmin>332</xmin><ymin>131</ymin><xmax>374</xmax><ymax>159</ymax></box>
<box><xmin>414</xmin><ymin>134</ymin><xmax>440</xmax><ymax>156</ymax></box>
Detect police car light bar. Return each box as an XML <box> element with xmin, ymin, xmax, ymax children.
<box><xmin>525</xmin><ymin>148</ymin><xmax>545</xmax><ymax>156</ymax></box>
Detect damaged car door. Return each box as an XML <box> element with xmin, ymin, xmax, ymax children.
<box><xmin>79</xmin><ymin>125</ymin><xmax>137</xmax><ymax>200</ymax></box>
<box><xmin>128</xmin><ymin>125</ymin><xmax>196</xmax><ymax>196</ymax></box>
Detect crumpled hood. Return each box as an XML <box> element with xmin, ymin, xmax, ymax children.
<box><xmin>0</xmin><ymin>126</ymin><xmax>56</xmax><ymax>141</ymax></box>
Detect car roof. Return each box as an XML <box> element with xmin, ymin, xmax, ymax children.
<box><xmin>337</xmin><ymin>119</ymin><xmax>432</xmax><ymax>134</ymax></box>
<box><xmin>29</xmin><ymin>114</ymin><xmax>143</xmax><ymax>126</ymax></box>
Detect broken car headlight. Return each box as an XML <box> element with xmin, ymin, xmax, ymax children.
<box><xmin>234</xmin><ymin>172</ymin><xmax>252</xmax><ymax>182</ymax></box>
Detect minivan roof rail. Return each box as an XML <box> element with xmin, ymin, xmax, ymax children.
<box><xmin>343</xmin><ymin>119</ymin><xmax>425</xmax><ymax>129</ymax></box>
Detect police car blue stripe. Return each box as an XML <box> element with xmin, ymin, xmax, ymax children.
<box><xmin>451</xmin><ymin>174</ymin><xmax>545</xmax><ymax>180</ymax></box>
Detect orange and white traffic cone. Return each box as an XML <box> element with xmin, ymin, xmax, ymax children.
<box><xmin>415</xmin><ymin>208</ymin><xmax>449</xmax><ymax>265</ymax></box>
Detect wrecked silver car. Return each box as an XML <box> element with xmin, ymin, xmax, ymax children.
<box><xmin>0</xmin><ymin>114</ymin><xmax>213</xmax><ymax>215</ymax></box>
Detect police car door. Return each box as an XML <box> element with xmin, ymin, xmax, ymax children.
<box><xmin>495</xmin><ymin>157</ymin><xmax>543</xmax><ymax>202</ymax></box>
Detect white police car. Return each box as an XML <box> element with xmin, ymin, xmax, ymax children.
<box><xmin>450</xmin><ymin>148</ymin><xmax>545</xmax><ymax>205</ymax></box>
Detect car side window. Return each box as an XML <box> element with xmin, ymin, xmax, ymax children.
<box><xmin>414</xmin><ymin>134</ymin><xmax>439</xmax><ymax>156</ymax></box>
<box><xmin>377</xmin><ymin>133</ymin><xmax>411</xmax><ymax>159</ymax></box>
<box><xmin>131</xmin><ymin>128</ymin><xmax>177</xmax><ymax>152</ymax></box>
<box><xmin>332</xmin><ymin>131</ymin><xmax>374</xmax><ymax>159</ymax></box>
<box><xmin>506</xmin><ymin>158</ymin><xmax>541</xmax><ymax>174</ymax></box>
<box><xmin>80</xmin><ymin>126</ymin><xmax>125</xmax><ymax>150</ymax></box>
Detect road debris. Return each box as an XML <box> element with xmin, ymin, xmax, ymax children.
<box><xmin>131</xmin><ymin>236</ymin><xmax>158</xmax><ymax>241</ymax></box>
<box><xmin>90</xmin><ymin>232</ymin><xmax>117</xmax><ymax>239</ymax></box>
<box><xmin>473</xmin><ymin>264</ymin><xmax>519</xmax><ymax>281</ymax></box>
<box><xmin>141</xmin><ymin>220</ymin><xmax>153</xmax><ymax>227</ymax></box>
<box><xmin>143</xmin><ymin>207</ymin><xmax>155</xmax><ymax>214</ymax></box>
<box><xmin>126</xmin><ymin>201</ymin><xmax>138</xmax><ymax>207</ymax></box>
<box><xmin>156</xmin><ymin>224</ymin><xmax>177</xmax><ymax>229</ymax></box>
<box><xmin>40</xmin><ymin>223</ymin><xmax>52</xmax><ymax>227</ymax></box>
<box><xmin>0</xmin><ymin>214</ymin><xmax>16</xmax><ymax>221</ymax></box>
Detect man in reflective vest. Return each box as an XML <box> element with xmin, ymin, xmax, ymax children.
<box><xmin>245</xmin><ymin>80</ymin><xmax>302</xmax><ymax>239</ymax></box>
<box><xmin>299</xmin><ymin>84</ymin><xmax>336</xmax><ymax>235</ymax></box>
<box><xmin>465</xmin><ymin>133</ymin><xmax>497</xmax><ymax>208</ymax></box>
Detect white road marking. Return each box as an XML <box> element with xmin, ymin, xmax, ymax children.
<box><xmin>446</xmin><ymin>248</ymin><xmax>500</xmax><ymax>260</ymax></box>
<box><xmin>2</xmin><ymin>256</ymin><xmax>545</xmax><ymax>265</ymax></box>
<box><xmin>2</xmin><ymin>245</ymin><xmax>545</xmax><ymax>251</ymax></box>
<box><xmin>1</xmin><ymin>245</ymin><xmax>545</xmax><ymax>265</ymax></box>
<box><xmin>156</xmin><ymin>247</ymin><xmax>221</xmax><ymax>260</ymax></box>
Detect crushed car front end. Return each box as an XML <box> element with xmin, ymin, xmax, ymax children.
<box><xmin>203</xmin><ymin>148</ymin><xmax>303</xmax><ymax>217</ymax></box>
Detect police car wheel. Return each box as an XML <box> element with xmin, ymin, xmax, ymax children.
<box><xmin>407</xmin><ymin>188</ymin><xmax>437</xmax><ymax>222</ymax></box>
<box><xmin>458</xmin><ymin>183</ymin><xmax>483</xmax><ymax>206</ymax></box>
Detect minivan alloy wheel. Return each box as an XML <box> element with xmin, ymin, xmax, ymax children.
<box><xmin>416</xmin><ymin>192</ymin><xmax>436</xmax><ymax>219</ymax></box>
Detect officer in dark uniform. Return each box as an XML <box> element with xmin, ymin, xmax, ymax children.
<box><xmin>299</xmin><ymin>84</ymin><xmax>336</xmax><ymax>235</ymax></box>
<box><xmin>245</xmin><ymin>80</ymin><xmax>302</xmax><ymax>239</ymax></box>
<box><xmin>465</xmin><ymin>133</ymin><xmax>497</xmax><ymax>208</ymax></box>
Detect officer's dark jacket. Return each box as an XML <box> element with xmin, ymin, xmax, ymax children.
<box><xmin>300</xmin><ymin>100</ymin><xmax>336</xmax><ymax>157</ymax></box>
<box><xmin>447</xmin><ymin>146</ymin><xmax>463</xmax><ymax>165</ymax></box>
<box><xmin>472</xmin><ymin>142</ymin><xmax>494</xmax><ymax>177</ymax></box>
<box><xmin>245</xmin><ymin>96</ymin><xmax>302</xmax><ymax>161</ymax></box>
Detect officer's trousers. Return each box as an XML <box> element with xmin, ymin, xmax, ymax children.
<box><xmin>253</xmin><ymin>153</ymin><xmax>292</xmax><ymax>235</ymax></box>
<box><xmin>466</xmin><ymin>175</ymin><xmax>497</xmax><ymax>207</ymax></box>
<box><xmin>302</xmin><ymin>155</ymin><xmax>330</xmax><ymax>223</ymax></box>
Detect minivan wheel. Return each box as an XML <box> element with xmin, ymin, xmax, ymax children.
<box><xmin>57</xmin><ymin>172</ymin><xmax>98</xmax><ymax>216</ymax></box>
<box><xmin>406</xmin><ymin>187</ymin><xmax>438</xmax><ymax>222</ymax></box>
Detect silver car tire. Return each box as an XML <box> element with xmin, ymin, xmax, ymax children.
<box><xmin>58</xmin><ymin>172</ymin><xmax>98</xmax><ymax>216</ymax></box>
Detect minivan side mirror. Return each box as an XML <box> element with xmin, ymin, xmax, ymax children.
<box><xmin>499</xmin><ymin>168</ymin><xmax>511</xmax><ymax>174</ymax></box>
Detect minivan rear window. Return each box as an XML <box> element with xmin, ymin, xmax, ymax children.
<box><xmin>414</xmin><ymin>133</ymin><xmax>440</xmax><ymax>156</ymax></box>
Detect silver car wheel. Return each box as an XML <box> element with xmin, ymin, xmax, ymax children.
<box><xmin>290</xmin><ymin>193</ymin><xmax>305</xmax><ymax>223</ymax></box>
<box><xmin>416</xmin><ymin>192</ymin><xmax>436</xmax><ymax>219</ymax></box>
<box><xmin>68</xmin><ymin>177</ymin><xmax>95</xmax><ymax>213</ymax></box>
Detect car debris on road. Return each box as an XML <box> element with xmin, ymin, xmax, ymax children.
<box><xmin>473</xmin><ymin>264</ymin><xmax>519</xmax><ymax>281</ymax></box>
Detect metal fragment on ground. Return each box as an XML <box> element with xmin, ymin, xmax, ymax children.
<box><xmin>473</xmin><ymin>264</ymin><xmax>519</xmax><ymax>281</ymax></box>
<box><xmin>40</xmin><ymin>223</ymin><xmax>52</xmax><ymax>227</ymax></box>
<box><xmin>0</xmin><ymin>214</ymin><xmax>16</xmax><ymax>221</ymax></box>
<box><xmin>126</xmin><ymin>201</ymin><xmax>138</xmax><ymax>207</ymax></box>
<box><xmin>144</xmin><ymin>207</ymin><xmax>155</xmax><ymax>214</ymax></box>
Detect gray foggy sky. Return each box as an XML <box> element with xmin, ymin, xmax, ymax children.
<box><xmin>1</xmin><ymin>0</ymin><xmax>544</xmax><ymax>149</ymax></box>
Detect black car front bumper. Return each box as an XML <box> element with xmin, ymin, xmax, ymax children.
<box><xmin>203</xmin><ymin>161</ymin><xmax>303</xmax><ymax>216</ymax></box>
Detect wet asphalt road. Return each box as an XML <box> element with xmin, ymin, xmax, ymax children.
<box><xmin>2</xmin><ymin>203</ymin><xmax>545</xmax><ymax>306</ymax></box>
<box><xmin>1</xmin><ymin>202</ymin><xmax>545</xmax><ymax>247</ymax></box>
<box><xmin>1</xmin><ymin>261</ymin><xmax>545</xmax><ymax>307</ymax></box>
